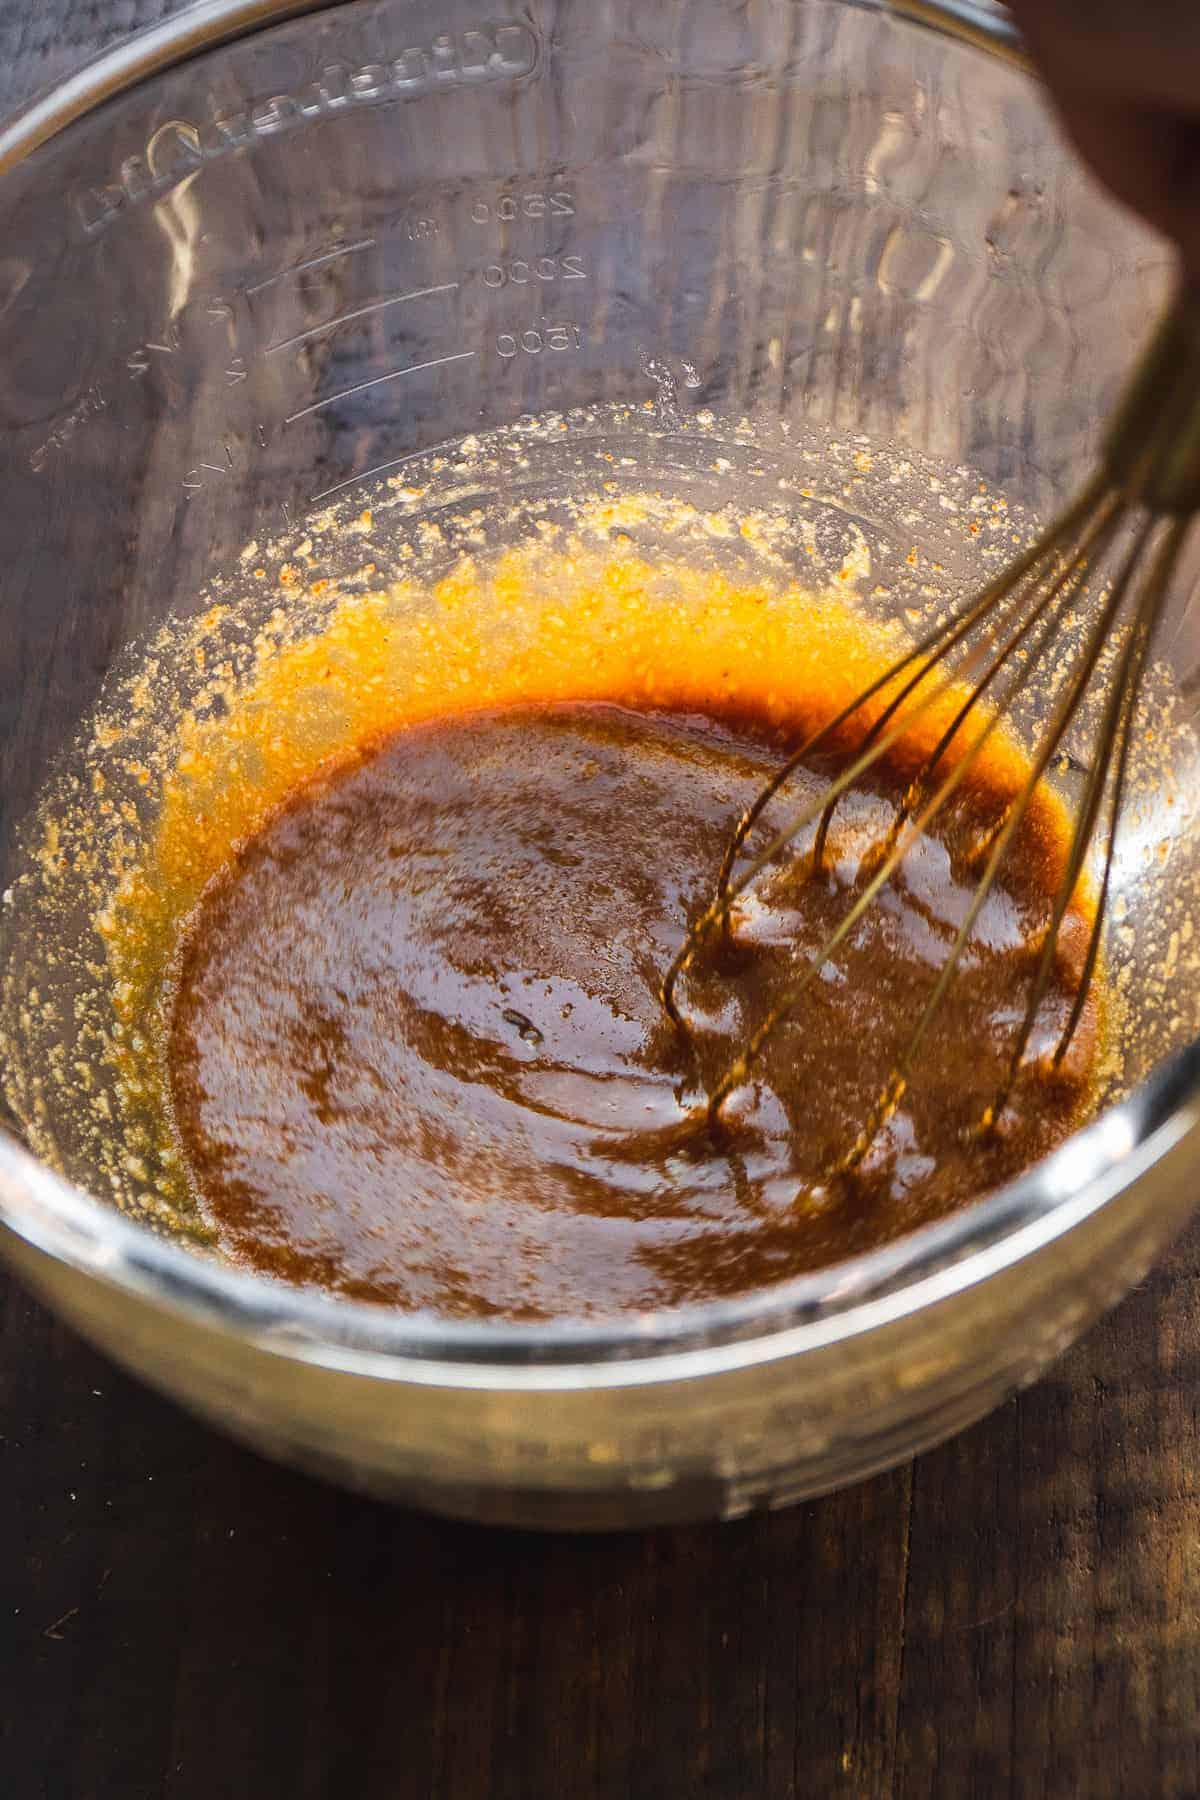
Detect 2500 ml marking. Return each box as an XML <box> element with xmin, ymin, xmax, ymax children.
<box><xmin>470</xmin><ymin>192</ymin><xmax>575</xmax><ymax>224</ymax></box>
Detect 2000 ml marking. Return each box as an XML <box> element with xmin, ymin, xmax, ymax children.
<box><xmin>73</xmin><ymin>22</ymin><xmax>538</xmax><ymax>238</ymax></box>
<box><xmin>482</xmin><ymin>256</ymin><xmax>586</xmax><ymax>288</ymax></box>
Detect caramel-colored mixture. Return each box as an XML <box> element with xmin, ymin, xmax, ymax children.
<box><xmin>58</xmin><ymin>534</ymin><xmax>1103</xmax><ymax>1312</ymax></box>
<box><xmin>167</xmin><ymin>694</ymin><xmax>1098</xmax><ymax>1319</ymax></box>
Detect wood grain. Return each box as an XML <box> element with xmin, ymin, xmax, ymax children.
<box><xmin>4</xmin><ymin>7</ymin><xmax>1200</xmax><ymax>1797</ymax></box>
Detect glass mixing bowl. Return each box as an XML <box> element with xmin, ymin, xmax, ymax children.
<box><xmin>1</xmin><ymin>0</ymin><xmax>1199</xmax><ymax>1529</ymax></box>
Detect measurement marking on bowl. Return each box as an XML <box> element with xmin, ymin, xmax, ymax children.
<box><xmin>265</xmin><ymin>284</ymin><xmax>459</xmax><ymax>356</ymax></box>
<box><xmin>308</xmin><ymin>445</ymin><xmax>454</xmax><ymax>506</ymax></box>
<box><xmin>469</xmin><ymin>190</ymin><xmax>575</xmax><ymax>224</ymax></box>
<box><xmin>245</xmin><ymin>239</ymin><xmax>377</xmax><ymax>298</ymax></box>
<box><xmin>284</xmin><ymin>352</ymin><xmax>478</xmax><ymax>424</ymax></box>
<box><xmin>182</xmin><ymin>461</ymin><xmax>233</xmax><ymax>492</ymax></box>
<box><xmin>481</xmin><ymin>255</ymin><xmax>587</xmax><ymax>287</ymax></box>
<box><xmin>495</xmin><ymin>322</ymin><xmax>584</xmax><ymax>356</ymax></box>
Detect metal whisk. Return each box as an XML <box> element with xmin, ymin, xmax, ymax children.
<box><xmin>661</xmin><ymin>286</ymin><xmax>1200</xmax><ymax>1170</ymax></box>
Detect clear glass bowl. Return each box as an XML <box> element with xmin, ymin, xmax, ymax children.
<box><xmin>1</xmin><ymin>0</ymin><xmax>1198</xmax><ymax>1528</ymax></box>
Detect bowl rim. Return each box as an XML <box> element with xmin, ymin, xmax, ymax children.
<box><xmin>0</xmin><ymin>0</ymin><xmax>1028</xmax><ymax>177</ymax></box>
<box><xmin>2</xmin><ymin>0</ymin><xmax>1194</xmax><ymax>1383</ymax></box>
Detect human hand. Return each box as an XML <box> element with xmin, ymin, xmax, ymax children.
<box><xmin>1005</xmin><ymin>0</ymin><xmax>1200</xmax><ymax>275</ymax></box>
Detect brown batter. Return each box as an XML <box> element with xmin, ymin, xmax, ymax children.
<box><xmin>168</xmin><ymin>700</ymin><xmax>1098</xmax><ymax>1319</ymax></box>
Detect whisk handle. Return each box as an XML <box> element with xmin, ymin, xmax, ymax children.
<box><xmin>883</xmin><ymin>0</ymin><xmax>1031</xmax><ymax>71</ymax></box>
<box><xmin>1103</xmin><ymin>285</ymin><xmax>1200</xmax><ymax>516</ymax></box>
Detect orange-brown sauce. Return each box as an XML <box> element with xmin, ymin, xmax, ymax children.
<box><xmin>167</xmin><ymin>695</ymin><xmax>1099</xmax><ymax>1319</ymax></box>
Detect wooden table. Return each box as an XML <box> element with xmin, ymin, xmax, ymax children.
<box><xmin>4</xmin><ymin>7</ymin><xmax>1200</xmax><ymax>1795</ymax></box>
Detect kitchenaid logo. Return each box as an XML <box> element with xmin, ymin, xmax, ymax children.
<box><xmin>73</xmin><ymin>21</ymin><xmax>539</xmax><ymax>238</ymax></box>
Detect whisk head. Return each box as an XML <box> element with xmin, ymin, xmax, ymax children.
<box><xmin>661</xmin><ymin>419</ymin><xmax>1196</xmax><ymax>1176</ymax></box>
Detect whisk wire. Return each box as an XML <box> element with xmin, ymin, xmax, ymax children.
<box><xmin>837</xmin><ymin>512</ymin><xmax>1138</xmax><ymax>1162</ymax></box>
<box><xmin>720</xmin><ymin>517</ymin><xmax>1055</xmax><ymax>888</ymax></box>
<box><xmin>1051</xmin><ymin>514</ymin><xmax>1191</xmax><ymax>1068</ymax></box>
<box><xmin>984</xmin><ymin>518</ymin><xmax>1159</xmax><ymax>1111</ymax></box>
<box><xmin>704</xmin><ymin>490</ymin><xmax>1125</xmax><ymax>1126</ymax></box>
<box><xmin>660</xmin><ymin>279</ymin><xmax>1200</xmax><ymax>1183</ymax></box>
<box><xmin>659</xmin><ymin>478</ymin><xmax>1109</xmax><ymax>1032</ymax></box>
<box><xmin>875</xmin><ymin>490</ymin><xmax>1126</xmax><ymax>864</ymax></box>
<box><xmin>706</xmin><ymin>491</ymin><xmax>1109</xmax><ymax>915</ymax></box>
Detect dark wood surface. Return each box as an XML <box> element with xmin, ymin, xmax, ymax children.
<box><xmin>5</xmin><ymin>7</ymin><xmax>1200</xmax><ymax>1797</ymax></box>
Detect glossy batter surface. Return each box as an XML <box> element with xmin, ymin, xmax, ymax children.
<box><xmin>168</xmin><ymin>702</ymin><xmax>1097</xmax><ymax>1318</ymax></box>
